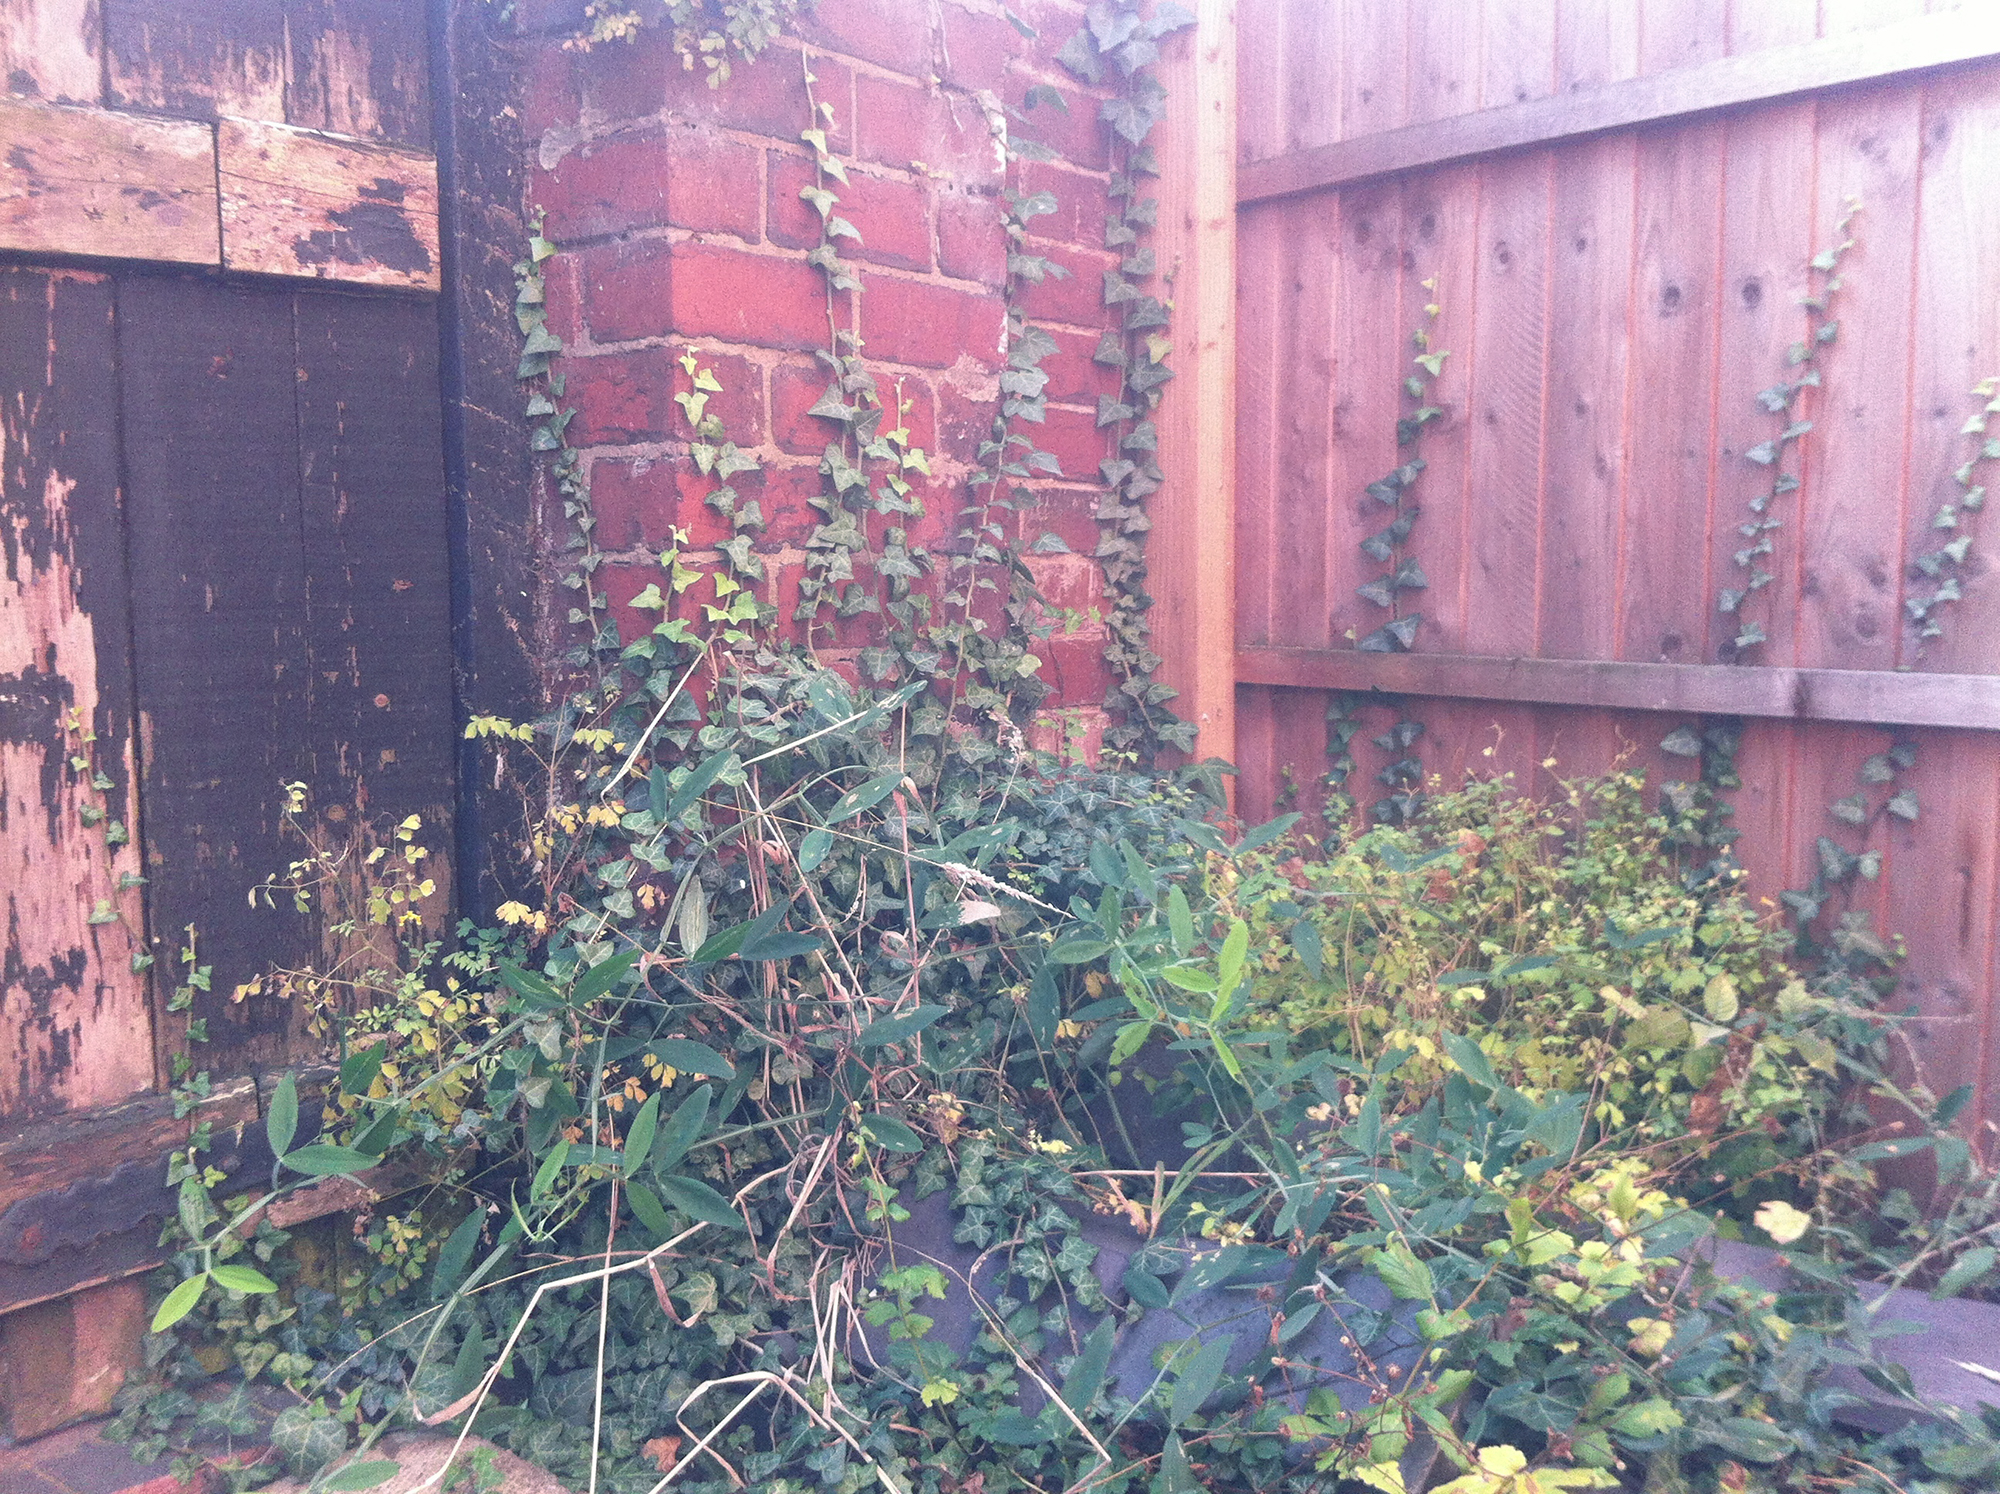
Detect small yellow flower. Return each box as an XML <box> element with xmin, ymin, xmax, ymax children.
<box><xmin>1032</xmin><ymin>1137</ymin><xmax>1072</xmax><ymax>1156</ymax></box>
<box><xmin>495</xmin><ymin>901</ymin><xmax>533</xmax><ymax>925</ymax></box>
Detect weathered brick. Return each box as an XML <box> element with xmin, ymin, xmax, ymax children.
<box><xmin>672</xmin><ymin>349</ymin><xmax>766</xmax><ymax>444</ymax></box>
<box><xmin>523</xmin><ymin>42</ymin><xmax>580</xmax><ymax>135</ymax></box>
<box><xmin>1031</xmin><ymin>403</ymin><xmax>1104</xmax><ymax>481</ymax></box>
<box><xmin>1039</xmin><ymin>629</ymin><xmax>1115</xmax><ymax>706</ymax></box>
<box><xmin>771</xmin><ymin>360</ymin><xmax>843</xmax><ymax>455</ymax></box>
<box><xmin>747</xmin><ymin>461</ymin><xmax>842</xmax><ymax>547</ymax></box>
<box><xmin>863</xmin><ymin>275</ymin><xmax>1003</xmax><ymax>369</ymax></box>
<box><xmin>1025</xmin><ymin>483</ymin><xmax>1103</xmax><ymax>556</ymax></box>
<box><xmin>767</xmin><ymin>153</ymin><xmax>932</xmax><ymax>271</ymax></box>
<box><xmin>1017</xmin><ymin>160</ymin><xmax>1106</xmax><ymax>247</ymax></box>
<box><xmin>1040</xmin><ymin>325</ymin><xmax>1121</xmax><ymax>404</ymax></box>
<box><xmin>1009</xmin><ymin>71</ymin><xmax>1111</xmax><ymax>172</ymax></box>
<box><xmin>796</xmin><ymin>0</ymin><xmax>934</xmax><ymax>77</ymax></box>
<box><xmin>511</xmin><ymin>0</ymin><xmax>588</xmax><ymax>34</ymax></box>
<box><xmin>670</xmin><ymin>244</ymin><xmax>829</xmax><ymax>350</ymax></box>
<box><xmin>667</xmin><ymin>50</ymin><xmax>855</xmax><ymax>154</ymax></box>
<box><xmin>579</xmin><ymin>23</ymin><xmax>679</xmax><ymax>121</ymax></box>
<box><xmin>576</xmin><ymin>236</ymin><xmax>671</xmax><ymax>343</ymax></box>
<box><xmin>936</xmin><ymin>184</ymin><xmax>1005</xmax><ymax>286</ymax></box>
<box><xmin>940</xmin><ymin>3</ymin><xmax>1029</xmax><ymax>92</ymax></box>
<box><xmin>567</xmin><ymin>349</ymin><xmax>678</xmax><ymax>445</ymax></box>
<box><xmin>854</xmin><ymin>75</ymin><xmax>1001</xmax><ymax>187</ymax></box>
<box><xmin>536</xmin><ymin>132</ymin><xmax>672</xmax><ymax>242</ymax></box>
<box><xmin>1016</xmin><ymin>240</ymin><xmax>1107</xmax><ymax>326</ymax></box>
<box><xmin>594</xmin><ymin>458</ymin><xmax>731</xmax><ymax>550</ymax></box>
<box><xmin>665</xmin><ymin>129</ymin><xmax>766</xmax><ymax>238</ymax></box>
<box><xmin>937</xmin><ymin>383</ymin><xmax>998</xmax><ymax>458</ymax></box>
<box><xmin>541</xmin><ymin>251</ymin><xmax>583</xmax><ymax>344</ymax></box>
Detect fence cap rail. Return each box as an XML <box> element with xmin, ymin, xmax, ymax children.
<box><xmin>1236</xmin><ymin>647</ymin><xmax>2000</xmax><ymax>733</ymax></box>
<box><xmin>1238</xmin><ymin>10</ymin><xmax>2000</xmax><ymax>206</ymax></box>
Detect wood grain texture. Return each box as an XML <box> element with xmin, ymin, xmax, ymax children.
<box><xmin>1621</xmin><ymin>115</ymin><xmax>1725</xmax><ymax>664</ymax></box>
<box><xmin>0</xmin><ymin>0</ymin><xmax>101</xmax><ymax>105</ymax></box>
<box><xmin>1149</xmin><ymin>0</ymin><xmax>1237</xmax><ymax>764</ymax></box>
<box><xmin>119</xmin><ymin>275</ymin><xmax>316</xmax><ymax>1071</ymax></box>
<box><xmin>1240</xmin><ymin>10</ymin><xmax>2000</xmax><ymax>204</ymax></box>
<box><xmin>0</xmin><ymin>269</ymin><xmax>152</xmax><ymax>1122</ymax></box>
<box><xmin>283</xmin><ymin>0</ymin><xmax>435</xmax><ymax>147</ymax></box>
<box><xmin>219</xmin><ymin>117</ymin><xmax>440</xmax><ymax>289</ymax></box>
<box><xmin>0</xmin><ymin>99</ymin><xmax>217</xmax><ymax>265</ymax></box>
<box><xmin>105</xmin><ymin>0</ymin><xmax>289</xmax><ymax>122</ymax></box>
<box><xmin>1234</xmin><ymin>647</ymin><xmax>2000</xmax><ymax>729</ymax></box>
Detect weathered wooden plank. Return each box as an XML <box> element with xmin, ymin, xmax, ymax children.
<box><xmin>0</xmin><ymin>99</ymin><xmax>217</xmax><ymax>265</ymax></box>
<box><xmin>119</xmin><ymin>275</ymin><xmax>316</xmax><ymax>1071</ymax></box>
<box><xmin>0</xmin><ymin>268</ymin><xmax>152</xmax><ymax>1122</ymax></box>
<box><xmin>284</xmin><ymin>0</ymin><xmax>435</xmax><ymax>147</ymax></box>
<box><xmin>1149</xmin><ymin>0</ymin><xmax>1236</xmax><ymax>766</ymax></box>
<box><xmin>1234</xmin><ymin>646</ymin><xmax>2000</xmax><ymax>729</ymax></box>
<box><xmin>0</xmin><ymin>0</ymin><xmax>101</xmax><ymax>105</ymax></box>
<box><xmin>294</xmin><ymin>291</ymin><xmax>457</xmax><ymax>901</ymax></box>
<box><xmin>1900</xmin><ymin>67</ymin><xmax>2000</xmax><ymax>675</ymax></box>
<box><xmin>1239</xmin><ymin>11</ymin><xmax>2000</xmax><ymax>204</ymax></box>
<box><xmin>1325</xmin><ymin>182</ymin><xmax>1395</xmax><ymax>656</ymax></box>
<box><xmin>219</xmin><ymin>118</ymin><xmax>440</xmax><ymax>289</ymax></box>
<box><xmin>1278</xmin><ymin>0</ymin><xmax>1340</xmax><ymax>153</ymax></box>
<box><xmin>1337</xmin><ymin>0</ymin><xmax>1405</xmax><ymax>143</ymax></box>
<box><xmin>105</xmin><ymin>0</ymin><xmax>289</xmax><ymax>122</ymax></box>
<box><xmin>1406</xmin><ymin>0</ymin><xmax>1476</xmax><ymax>125</ymax></box>
<box><xmin>1620</xmin><ymin>115</ymin><xmax>1725</xmax><ymax>664</ymax></box>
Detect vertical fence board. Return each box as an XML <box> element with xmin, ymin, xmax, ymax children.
<box><xmin>0</xmin><ymin>269</ymin><xmax>152</xmax><ymax>1121</ymax></box>
<box><xmin>1621</xmin><ymin>119</ymin><xmax>1725</xmax><ymax>665</ymax></box>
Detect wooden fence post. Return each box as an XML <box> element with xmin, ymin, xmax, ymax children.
<box><xmin>1150</xmin><ymin>0</ymin><xmax>1238</xmax><ymax>773</ymax></box>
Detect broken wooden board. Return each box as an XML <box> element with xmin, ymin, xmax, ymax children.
<box><xmin>219</xmin><ymin>117</ymin><xmax>439</xmax><ymax>288</ymax></box>
<box><xmin>0</xmin><ymin>0</ymin><xmax>102</xmax><ymax>106</ymax></box>
<box><xmin>0</xmin><ymin>98</ymin><xmax>217</xmax><ymax>265</ymax></box>
<box><xmin>0</xmin><ymin>268</ymin><xmax>153</xmax><ymax>1124</ymax></box>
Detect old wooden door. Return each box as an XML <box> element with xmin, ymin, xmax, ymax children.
<box><xmin>0</xmin><ymin>0</ymin><xmax>463</xmax><ymax>1418</ymax></box>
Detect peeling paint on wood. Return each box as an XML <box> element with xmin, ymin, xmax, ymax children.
<box><xmin>0</xmin><ymin>0</ymin><xmax>102</xmax><ymax>106</ymax></box>
<box><xmin>219</xmin><ymin>118</ymin><xmax>440</xmax><ymax>289</ymax></box>
<box><xmin>0</xmin><ymin>98</ymin><xmax>217</xmax><ymax>265</ymax></box>
<box><xmin>105</xmin><ymin>0</ymin><xmax>288</xmax><ymax>124</ymax></box>
<box><xmin>0</xmin><ymin>268</ymin><xmax>152</xmax><ymax>1122</ymax></box>
<box><xmin>284</xmin><ymin>0</ymin><xmax>434</xmax><ymax>148</ymax></box>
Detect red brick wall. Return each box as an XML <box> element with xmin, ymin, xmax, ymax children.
<box><xmin>519</xmin><ymin>0</ymin><xmax>1125</xmax><ymax>747</ymax></box>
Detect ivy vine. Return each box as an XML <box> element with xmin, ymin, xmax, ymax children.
<box><xmin>1717</xmin><ymin>197</ymin><xmax>1858</xmax><ymax>661</ymax></box>
<box><xmin>1907</xmin><ymin>375</ymin><xmax>2000</xmax><ymax>653</ymax></box>
<box><xmin>1057</xmin><ymin>0</ymin><xmax>1199</xmax><ymax>763</ymax></box>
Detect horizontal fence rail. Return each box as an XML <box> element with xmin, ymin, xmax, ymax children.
<box><xmin>1236</xmin><ymin>648</ymin><xmax>2000</xmax><ymax>733</ymax></box>
<box><xmin>1238</xmin><ymin>10</ymin><xmax>2000</xmax><ymax>205</ymax></box>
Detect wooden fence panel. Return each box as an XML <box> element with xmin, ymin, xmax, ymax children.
<box><xmin>1232</xmin><ymin>1</ymin><xmax>2000</xmax><ymax>1126</ymax></box>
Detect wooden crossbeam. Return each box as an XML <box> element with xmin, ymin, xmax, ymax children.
<box><xmin>0</xmin><ymin>97</ymin><xmax>440</xmax><ymax>290</ymax></box>
<box><xmin>1239</xmin><ymin>11</ymin><xmax>2000</xmax><ymax>206</ymax></box>
<box><xmin>1235</xmin><ymin>647</ymin><xmax>2000</xmax><ymax>732</ymax></box>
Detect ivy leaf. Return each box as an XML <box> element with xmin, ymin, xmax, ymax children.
<box><xmin>1828</xmin><ymin>794</ymin><xmax>1867</xmax><ymax>825</ymax></box>
<box><xmin>1887</xmin><ymin>788</ymin><xmax>1920</xmax><ymax>822</ymax></box>
<box><xmin>1356</xmin><ymin>577</ymin><xmax>1396</xmax><ymax>609</ymax></box>
<box><xmin>1660</xmin><ymin>726</ymin><xmax>1704</xmax><ymax>758</ymax></box>
<box><xmin>1860</xmin><ymin>753</ymin><xmax>1896</xmax><ymax>784</ymax></box>
<box><xmin>1744</xmin><ymin>440</ymin><xmax>1779</xmax><ymax>465</ymax></box>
